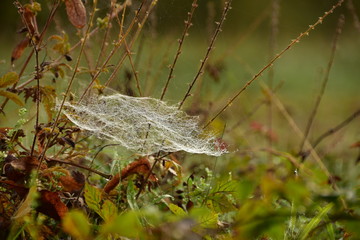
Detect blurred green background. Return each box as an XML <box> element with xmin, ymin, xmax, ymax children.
<box><xmin>0</xmin><ymin>0</ymin><xmax>359</xmax><ymax>150</ymax></box>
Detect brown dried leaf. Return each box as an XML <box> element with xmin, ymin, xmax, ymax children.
<box><xmin>103</xmin><ymin>172</ymin><xmax>120</xmax><ymax>194</ymax></box>
<box><xmin>350</xmin><ymin>141</ymin><xmax>360</xmax><ymax>148</ymax></box>
<box><xmin>11</xmin><ymin>38</ymin><xmax>29</xmax><ymax>63</ymax></box>
<box><xmin>23</xmin><ymin>8</ymin><xmax>37</xmax><ymax>35</ymax></box>
<box><xmin>121</xmin><ymin>157</ymin><xmax>158</xmax><ymax>182</ymax></box>
<box><xmin>59</xmin><ymin>171</ymin><xmax>85</xmax><ymax>193</ymax></box>
<box><xmin>65</xmin><ymin>0</ymin><xmax>87</xmax><ymax>29</ymax></box>
<box><xmin>37</xmin><ymin>190</ymin><xmax>68</xmax><ymax>220</ymax></box>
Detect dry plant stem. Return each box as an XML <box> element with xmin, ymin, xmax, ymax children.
<box><xmin>262</xmin><ymin>83</ymin><xmax>348</xmax><ymax>209</ymax></box>
<box><xmin>204</xmin><ymin>0</ymin><xmax>345</xmax><ymax>129</ymax></box>
<box><xmin>178</xmin><ymin>0</ymin><xmax>232</xmax><ymax>109</ymax></box>
<box><xmin>135</xmin><ymin>151</ymin><xmax>172</xmax><ymax>199</ymax></box>
<box><xmin>217</xmin><ymin>4</ymin><xmax>269</xmax><ymax>63</ymax></box>
<box><xmin>256</xmin><ymin>148</ymin><xmax>313</xmax><ymax>176</ymax></box>
<box><xmin>47</xmin><ymin>157</ymin><xmax>111</xmax><ymax>179</ymax></box>
<box><xmin>15</xmin><ymin>1</ymin><xmax>42</xmax><ymax>157</ymax></box>
<box><xmin>37</xmin><ymin>1</ymin><xmax>99</xmax><ymax>171</ymax></box>
<box><xmin>347</xmin><ymin>0</ymin><xmax>360</xmax><ymax>33</ymax></box>
<box><xmin>311</xmin><ymin>108</ymin><xmax>360</xmax><ymax>152</ymax></box>
<box><xmin>299</xmin><ymin>14</ymin><xmax>345</xmax><ymax>154</ymax></box>
<box><xmin>104</xmin><ymin>0</ymin><xmax>158</xmax><ymax>88</ymax></box>
<box><xmin>267</xmin><ymin>0</ymin><xmax>280</xmax><ymax>161</ymax></box>
<box><xmin>79</xmin><ymin>0</ymin><xmax>148</xmax><ymax>102</ymax></box>
<box><xmin>30</xmin><ymin>47</ymin><xmax>41</xmax><ymax>157</ymax></box>
<box><xmin>227</xmin><ymin>81</ymin><xmax>283</xmax><ymax>133</ymax></box>
<box><xmin>86</xmin><ymin>144</ymin><xmax>120</xmax><ymax>179</ymax></box>
<box><xmin>94</xmin><ymin>1</ymin><xmax>117</xmax><ymax>72</ymax></box>
<box><xmin>124</xmin><ymin>39</ymin><xmax>142</xmax><ymax>96</ymax></box>
<box><xmin>0</xmin><ymin>1</ymin><xmax>60</xmax><ymax>114</ymax></box>
<box><xmin>160</xmin><ymin>0</ymin><xmax>198</xmax><ymax>101</ymax></box>
<box><xmin>135</xmin><ymin>157</ymin><xmax>159</xmax><ymax>199</ymax></box>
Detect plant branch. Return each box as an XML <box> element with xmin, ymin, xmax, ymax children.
<box><xmin>203</xmin><ymin>0</ymin><xmax>345</xmax><ymax>129</ymax></box>
<box><xmin>178</xmin><ymin>0</ymin><xmax>232</xmax><ymax>109</ymax></box>
<box><xmin>299</xmin><ymin>14</ymin><xmax>345</xmax><ymax>154</ymax></box>
<box><xmin>160</xmin><ymin>0</ymin><xmax>198</xmax><ymax>100</ymax></box>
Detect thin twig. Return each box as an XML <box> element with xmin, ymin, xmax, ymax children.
<box><xmin>124</xmin><ymin>39</ymin><xmax>142</xmax><ymax>96</ymax></box>
<box><xmin>47</xmin><ymin>157</ymin><xmax>112</xmax><ymax>179</ymax></box>
<box><xmin>160</xmin><ymin>0</ymin><xmax>198</xmax><ymax>100</ymax></box>
<box><xmin>94</xmin><ymin>0</ymin><xmax>117</xmax><ymax>72</ymax></box>
<box><xmin>0</xmin><ymin>0</ymin><xmax>60</xmax><ymax>114</ymax></box>
<box><xmin>178</xmin><ymin>0</ymin><xmax>232</xmax><ymax>109</ymax></box>
<box><xmin>37</xmin><ymin>0</ymin><xmax>99</xmax><ymax>170</ymax></box>
<box><xmin>79</xmin><ymin>0</ymin><xmax>148</xmax><ymax>102</ymax></box>
<box><xmin>347</xmin><ymin>0</ymin><xmax>360</xmax><ymax>33</ymax></box>
<box><xmin>262</xmin><ymin>82</ymin><xmax>348</xmax><ymax>210</ymax></box>
<box><xmin>299</xmin><ymin>14</ymin><xmax>345</xmax><ymax>154</ymax></box>
<box><xmin>104</xmin><ymin>0</ymin><xmax>158</xmax><ymax>88</ymax></box>
<box><xmin>203</xmin><ymin>0</ymin><xmax>345</xmax><ymax>129</ymax></box>
<box><xmin>267</xmin><ymin>0</ymin><xmax>280</xmax><ymax>161</ymax></box>
<box><xmin>311</xmin><ymin>108</ymin><xmax>360</xmax><ymax>153</ymax></box>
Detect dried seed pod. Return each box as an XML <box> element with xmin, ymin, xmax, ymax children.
<box><xmin>11</xmin><ymin>38</ymin><xmax>29</xmax><ymax>63</ymax></box>
<box><xmin>64</xmin><ymin>0</ymin><xmax>87</xmax><ymax>29</ymax></box>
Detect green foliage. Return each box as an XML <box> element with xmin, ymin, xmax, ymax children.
<box><xmin>62</xmin><ymin>210</ymin><xmax>92</xmax><ymax>240</ymax></box>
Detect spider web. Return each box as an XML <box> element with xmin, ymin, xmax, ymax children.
<box><xmin>62</xmin><ymin>93</ymin><xmax>226</xmax><ymax>156</ymax></box>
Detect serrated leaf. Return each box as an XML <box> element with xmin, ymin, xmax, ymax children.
<box><xmin>62</xmin><ymin>210</ymin><xmax>91</xmax><ymax>240</ymax></box>
<box><xmin>0</xmin><ymin>72</ymin><xmax>19</xmax><ymax>88</ymax></box>
<box><xmin>84</xmin><ymin>183</ymin><xmax>102</xmax><ymax>216</ymax></box>
<box><xmin>168</xmin><ymin>203</ymin><xmax>187</xmax><ymax>217</ymax></box>
<box><xmin>190</xmin><ymin>207</ymin><xmax>218</xmax><ymax>228</ymax></box>
<box><xmin>101</xmin><ymin>200</ymin><xmax>117</xmax><ymax>221</ymax></box>
<box><xmin>0</xmin><ymin>90</ymin><xmax>24</xmax><ymax>106</ymax></box>
<box><xmin>40</xmin><ymin>86</ymin><xmax>56</xmax><ymax>121</ymax></box>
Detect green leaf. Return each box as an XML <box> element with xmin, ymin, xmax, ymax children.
<box><xmin>0</xmin><ymin>90</ymin><xmax>24</xmax><ymax>106</ymax></box>
<box><xmin>84</xmin><ymin>183</ymin><xmax>102</xmax><ymax>216</ymax></box>
<box><xmin>126</xmin><ymin>180</ymin><xmax>139</xmax><ymax>210</ymax></box>
<box><xmin>168</xmin><ymin>203</ymin><xmax>187</xmax><ymax>217</ymax></box>
<box><xmin>62</xmin><ymin>210</ymin><xmax>91</xmax><ymax>240</ymax></box>
<box><xmin>100</xmin><ymin>211</ymin><xmax>143</xmax><ymax>238</ymax></box>
<box><xmin>0</xmin><ymin>72</ymin><xmax>19</xmax><ymax>88</ymax></box>
<box><xmin>101</xmin><ymin>200</ymin><xmax>117</xmax><ymax>221</ymax></box>
<box><xmin>298</xmin><ymin>203</ymin><xmax>334</xmax><ymax>240</ymax></box>
<box><xmin>190</xmin><ymin>207</ymin><xmax>218</xmax><ymax>228</ymax></box>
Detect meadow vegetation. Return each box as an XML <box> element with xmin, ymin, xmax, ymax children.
<box><xmin>0</xmin><ymin>0</ymin><xmax>359</xmax><ymax>239</ymax></box>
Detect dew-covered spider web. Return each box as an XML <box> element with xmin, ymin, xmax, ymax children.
<box><xmin>62</xmin><ymin>93</ymin><xmax>226</xmax><ymax>156</ymax></box>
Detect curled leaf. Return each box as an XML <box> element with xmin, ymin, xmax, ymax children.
<box><xmin>65</xmin><ymin>0</ymin><xmax>87</xmax><ymax>29</ymax></box>
<box><xmin>0</xmin><ymin>90</ymin><xmax>24</xmax><ymax>106</ymax></box>
<box><xmin>37</xmin><ymin>190</ymin><xmax>68</xmax><ymax>220</ymax></box>
<box><xmin>11</xmin><ymin>38</ymin><xmax>29</xmax><ymax>63</ymax></box>
<box><xmin>23</xmin><ymin>5</ymin><xmax>39</xmax><ymax>39</ymax></box>
<box><xmin>121</xmin><ymin>157</ymin><xmax>158</xmax><ymax>182</ymax></box>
